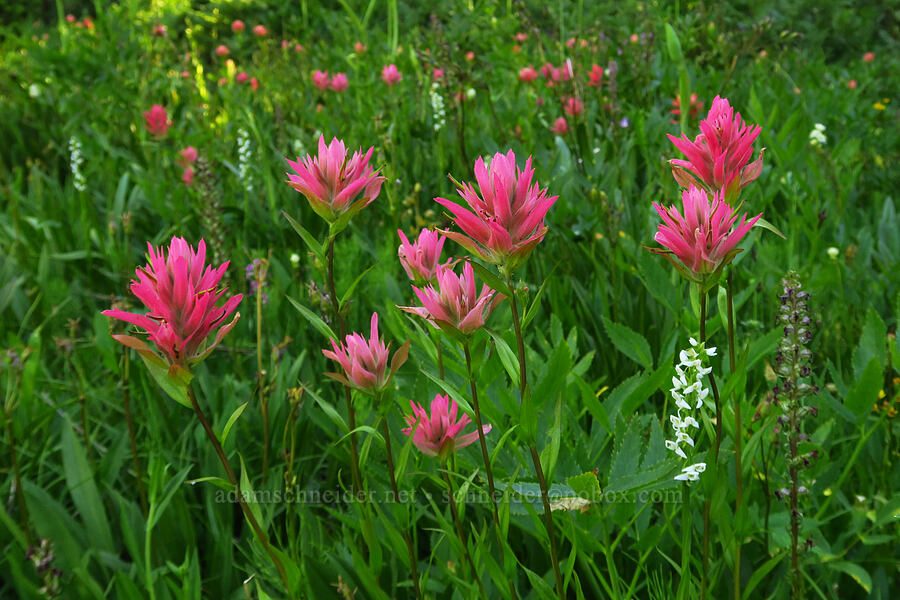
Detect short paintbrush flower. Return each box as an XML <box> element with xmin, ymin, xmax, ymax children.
<box><xmin>102</xmin><ymin>237</ymin><xmax>242</xmax><ymax>370</ymax></box>
<box><xmin>667</xmin><ymin>95</ymin><xmax>764</xmax><ymax>203</ymax></box>
<box><xmin>285</xmin><ymin>136</ymin><xmax>385</xmax><ymax>231</ymax></box>
<box><xmin>436</xmin><ymin>150</ymin><xmax>558</xmax><ymax>271</ymax></box>
<box><xmin>651</xmin><ymin>185</ymin><xmax>761</xmax><ymax>287</ymax></box>
<box><xmin>403</xmin><ymin>393</ymin><xmax>491</xmax><ymax>459</ymax></box>
<box><xmin>143</xmin><ymin>104</ymin><xmax>171</xmax><ymax>138</ymax></box>
<box><xmin>397</xmin><ymin>228</ymin><xmax>452</xmax><ymax>285</ymax></box>
<box><xmin>322</xmin><ymin>312</ymin><xmax>408</xmax><ymax>394</ymax></box>
<box><xmin>399</xmin><ymin>261</ymin><xmax>503</xmax><ymax>339</ymax></box>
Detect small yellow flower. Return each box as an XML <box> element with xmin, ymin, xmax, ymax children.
<box><xmin>873</xmin><ymin>102</ymin><xmax>886</xmax><ymax>111</ymax></box>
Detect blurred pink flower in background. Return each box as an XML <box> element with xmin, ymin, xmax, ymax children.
<box><xmin>400</xmin><ymin>262</ymin><xmax>502</xmax><ymax>336</ymax></box>
<box><xmin>652</xmin><ymin>185</ymin><xmax>761</xmax><ymax>280</ymax></box>
<box><xmin>588</xmin><ymin>64</ymin><xmax>604</xmax><ymax>87</ymax></box>
<box><xmin>667</xmin><ymin>95</ymin><xmax>764</xmax><ymax>203</ymax></box>
<box><xmin>397</xmin><ymin>228</ymin><xmax>451</xmax><ymax>285</ymax></box>
<box><xmin>66</xmin><ymin>14</ymin><xmax>75</xmax><ymax>23</ymax></box>
<box><xmin>250</xmin><ymin>77</ymin><xmax>259</xmax><ymax>90</ymax></box>
<box><xmin>566</xmin><ymin>37</ymin><xmax>576</xmax><ymax>48</ymax></box>
<box><xmin>285</xmin><ymin>136</ymin><xmax>385</xmax><ymax>225</ymax></box>
<box><xmin>312</xmin><ymin>70</ymin><xmax>330</xmax><ymax>90</ymax></box>
<box><xmin>512</xmin><ymin>44</ymin><xmax>521</xmax><ymax>53</ymax></box>
<box><xmin>102</xmin><ymin>237</ymin><xmax>242</xmax><ymax>368</ymax></box>
<box><xmin>551</xmin><ymin>116</ymin><xmax>568</xmax><ymax>135</ymax></box>
<box><xmin>152</xmin><ymin>24</ymin><xmax>167</xmax><ymax>37</ymax></box>
<box><xmin>519</xmin><ymin>66</ymin><xmax>538</xmax><ymax>83</ymax></box>
<box><xmin>436</xmin><ymin>150</ymin><xmax>558</xmax><ymax>270</ymax></box>
<box><xmin>403</xmin><ymin>394</ymin><xmax>491</xmax><ymax>459</ymax></box>
<box><xmin>863</xmin><ymin>52</ymin><xmax>875</xmax><ymax>62</ymax></box>
<box><xmin>143</xmin><ymin>104</ymin><xmax>171</xmax><ymax>138</ymax></box>
<box><xmin>515</xmin><ymin>32</ymin><xmax>528</xmax><ymax>42</ymax></box>
<box><xmin>322</xmin><ymin>313</ymin><xmax>406</xmax><ymax>393</ymax></box>
<box><xmin>382</xmin><ymin>64</ymin><xmax>402</xmax><ymax>86</ymax></box>
<box><xmin>354</xmin><ymin>41</ymin><xmax>367</xmax><ymax>54</ymax></box>
<box><xmin>231</xmin><ymin>20</ymin><xmax>244</xmax><ymax>32</ymax></box>
<box><xmin>215</xmin><ymin>44</ymin><xmax>229</xmax><ymax>56</ymax></box>
<box><xmin>540</xmin><ymin>62</ymin><xmax>553</xmax><ymax>79</ymax></box>
<box><xmin>564</xmin><ymin>97</ymin><xmax>584</xmax><ymax>117</ymax></box>
<box><xmin>253</xmin><ymin>24</ymin><xmax>267</xmax><ymax>36</ymax></box>
<box><xmin>465</xmin><ymin>51</ymin><xmax>475</xmax><ymax>61</ymax></box>
<box><xmin>236</xmin><ymin>72</ymin><xmax>249</xmax><ymax>83</ymax></box>
<box><xmin>178</xmin><ymin>146</ymin><xmax>198</xmax><ymax>166</ymax></box>
<box><xmin>433</xmin><ymin>68</ymin><xmax>444</xmax><ymax>81</ymax></box>
<box><xmin>330</xmin><ymin>72</ymin><xmax>349</xmax><ymax>92</ymax></box>
<box><xmin>294</xmin><ymin>43</ymin><xmax>304</xmax><ymax>53</ymax></box>
<box><xmin>180</xmin><ymin>71</ymin><xmax>191</xmax><ymax>79</ymax></box>
<box><xmin>182</xmin><ymin>167</ymin><xmax>194</xmax><ymax>186</ymax></box>
<box><xmin>847</xmin><ymin>79</ymin><xmax>857</xmax><ymax>89</ymax></box>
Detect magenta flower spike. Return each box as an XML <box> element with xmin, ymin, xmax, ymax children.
<box><xmin>285</xmin><ymin>135</ymin><xmax>385</xmax><ymax>231</ymax></box>
<box><xmin>667</xmin><ymin>95</ymin><xmax>764</xmax><ymax>203</ymax></box>
<box><xmin>399</xmin><ymin>261</ymin><xmax>503</xmax><ymax>339</ymax></box>
<box><xmin>103</xmin><ymin>237</ymin><xmax>242</xmax><ymax>374</ymax></box>
<box><xmin>381</xmin><ymin>64</ymin><xmax>402</xmax><ymax>86</ymax></box>
<box><xmin>143</xmin><ymin>104</ymin><xmax>171</xmax><ymax>138</ymax></box>
<box><xmin>322</xmin><ymin>312</ymin><xmax>408</xmax><ymax>394</ymax></box>
<box><xmin>397</xmin><ymin>228</ymin><xmax>452</xmax><ymax>285</ymax></box>
<box><xmin>436</xmin><ymin>150</ymin><xmax>558</xmax><ymax>271</ymax></box>
<box><xmin>652</xmin><ymin>185</ymin><xmax>761</xmax><ymax>287</ymax></box>
<box><xmin>403</xmin><ymin>393</ymin><xmax>491</xmax><ymax>459</ymax></box>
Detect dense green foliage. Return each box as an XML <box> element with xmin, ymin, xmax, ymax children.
<box><xmin>1</xmin><ymin>1</ymin><xmax>898</xmax><ymax>599</ymax></box>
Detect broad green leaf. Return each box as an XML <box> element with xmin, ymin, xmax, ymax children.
<box><xmin>602</xmin><ymin>316</ymin><xmax>653</xmax><ymax>370</ymax></box>
<box><xmin>468</xmin><ymin>259</ymin><xmax>511</xmax><ymax>296</ymax></box>
<box><xmin>852</xmin><ymin>307</ymin><xmax>886</xmax><ymax>381</ymax></box>
<box><xmin>486</xmin><ymin>329</ymin><xmax>520</xmax><ymax>387</ymax></box>
<box><xmin>61</xmin><ymin>421</ymin><xmax>114</xmax><ymax>553</ymax></box>
<box><xmin>829</xmin><ymin>561</ymin><xmax>872</xmax><ymax>594</ymax></box>
<box><xmin>844</xmin><ymin>358</ymin><xmax>882</xmax><ymax>419</ymax></box>
<box><xmin>282</xmin><ymin>210</ymin><xmax>324</xmax><ymax>260</ymax></box>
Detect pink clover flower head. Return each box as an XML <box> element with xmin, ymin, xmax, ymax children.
<box><xmin>397</xmin><ymin>228</ymin><xmax>451</xmax><ymax>285</ymax></box>
<box><xmin>563</xmin><ymin>97</ymin><xmax>584</xmax><ymax>117</ymax></box>
<box><xmin>231</xmin><ymin>20</ymin><xmax>245</xmax><ymax>32</ymax></box>
<box><xmin>436</xmin><ymin>151</ymin><xmax>558</xmax><ymax>270</ymax></box>
<box><xmin>330</xmin><ymin>72</ymin><xmax>349</xmax><ymax>92</ymax></box>
<box><xmin>382</xmin><ymin>64</ymin><xmax>402</xmax><ymax>86</ymax></box>
<box><xmin>215</xmin><ymin>44</ymin><xmax>229</xmax><ymax>56</ymax></box>
<box><xmin>651</xmin><ymin>185</ymin><xmax>761</xmax><ymax>285</ymax></box>
<box><xmin>518</xmin><ymin>66</ymin><xmax>538</xmax><ymax>83</ymax></box>
<box><xmin>143</xmin><ymin>104</ymin><xmax>171</xmax><ymax>138</ymax></box>
<box><xmin>551</xmin><ymin>116</ymin><xmax>568</xmax><ymax>135</ymax></box>
<box><xmin>399</xmin><ymin>261</ymin><xmax>503</xmax><ymax>338</ymax></box>
<box><xmin>667</xmin><ymin>95</ymin><xmax>765</xmax><ymax>204</ymax></box>
<box><xmin>403</xmin><ymin>393</ymin><xmax>491</xmax><ymax>459</ymax></box>
<box><xmin>102</xmin><ymin>237</ymin><xmax>243</xmax><ymax>368</ymax></box>
<box><xmin>322</xmin><ymin>313</ymin><xmax>407</xmax><ymax>393</ymax></box>
<box><xmin>253</xmin><ymin>24</ymin><xmax>267</xmax><ymax>36</ymax></box>
<box><xmin>312</xmin><ymin>69</ymin><xmax>330</xmax><ymax>90</ymax></box>
<box><xmin>285</xmin><ymin>136</ymin><xmax>385</xmax><ymax>228</ymax></box>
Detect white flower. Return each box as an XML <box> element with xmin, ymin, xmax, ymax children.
<box><xmin>289</xmin><ymin>253</ymin><xmax>300</xmax><ymax>267</ymax></box>
<box><xmin>674</xmin><ymin>462</ymin><xmax>707</xmax><ymax>481</ymax></box>
<box><xmin>808</xmin><ymin>124</ymin><xmax>827</xmax><ymax>147</ymax></box>
<box><xmin>705</xmin><ymin>346</ymin><xmax>717</xmax><ymax>357</ymax></box>
<box><xmin>826</xmin><ymin>247</ymin><xmax>839</xmax><ymax>260</ymax></box>
<box><xmin>237</xmin><ymin>128</ymin><xmax>254</xmax><ymax>193</ymax></box>
<box><xmin>28</xmin><ymin>83</ymin><xmax>41</xmax><ymax>98</ymax></box>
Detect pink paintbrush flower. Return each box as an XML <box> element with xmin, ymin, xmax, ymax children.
<box><xmin>587</xmin><ymin>64</ymin><xmax>603</xmax><ymax>87</ymax></box>
<box><xmin>435</xmin><ymin>150</ymin><xmax>558</xmax><ymax>271</ymax></box>
<box><xmin>330</xmin><ymin>72</ymin><xmax>349</xmax><ymax>92</ymax></box>
<box><xmin>182</xmin><ymin>167</ymin><xmax>194</xmax><ymax>186</ymax></box>
<box><xmin>312</xmin><ymin>69</ymin><xmax>330</xmax><ymax>90</ymax></box>
<box><xmin>518</xmin><ymin>66</ymin><xmax>538</xmax><ymax>83</ymax></box>
<box><xmin>231</xmin><ymin>20</ymin><xmax>244</xmax><ymax>32</ymax></box>
<box><xmin>102</xmin><ymin>237</ymin><xmax>242</xmax><ymax>368</ymax></box>
<box><xmin>651</xmin><ymin>185</ymin><xmax>761</xmax><ymax>284</ymax></box>
<box><xmin>215</xmin><ymin>44</ymin><xmax>229</xmax><ymax>57</ymax></box>
<box><xmin>397</xmin><ymin>228</ymin><xmax>451</xmax><ymax>285</ymax></box>
<box><xmin>550</xmin><ymin>116</ymin><xmax>569</xmax><ymax>135</ymax></box>
<box><xmin>667</xmin><ymin>95</ymin><xmax>764</xmax><ymax>203</ymax></box>
<box><xmin>399</xmin><ymin>261</ymin><xmax>503</xmax><ymax>338</ymax></box>
<box><xmin>564</xmin><ymin>97</ymin><xmax>584</xmax><ymax>117</ymax></box>
<box><xmin>253</xmin><ymin>24</ymin><xmax>267</xmax><ymax>37</ymax></box>
<box><xmin>285</xmin><ymin>135</ymin><xmax>385</xmax><ymax>228</ymax></box>
<box><xmin>322</xmin><ymin>313</ymin><xmax>408</xmax><ymax>393</ymax></box>
<box><xmin>143</xmin><ymin>104</ymin><xmax>171</xmax><ymax>138</ymax></box>
<box><xmin>177</xmin><ymin>146</ymin><xmax>198</xmax><ymax>167</ymax></box>
<box><xmin>403</xmin><ymin>393</ymin><xmax>491</xmax><ymax>459</ymax></box>
<box><xmin>382</xmin><ymin>64</ymin><xmax>402</xmax><ymax>86</ymax></box>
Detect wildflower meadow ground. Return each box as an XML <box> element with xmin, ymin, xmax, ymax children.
<box><xmin>1</xmin><ymin>1</ymin><xmax>899</xmax><ymax>599</ymax></box>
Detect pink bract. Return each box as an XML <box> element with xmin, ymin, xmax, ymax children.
<box><xmin>143</xmin><ymin>104</ymin><xmax>171</xmax><ymax>138</ymax></box>
<box><xmin>231</xmin><ymin>20</ymin><xmax>244</xmax><ymax>32</ymax></box>
<box><xmin>667</xmin><ymin>95</ymin><xmax>764</xmax><ymax>203</ymax></box>
<box><xmin>588</xmin><ymin>64</ymin><xmax>603</xmax><ymax>87</ymax></box>
<box><xmin>399</xmin><ymin>261</ymin><xmax>503</xmax><ymax>337</ymax></box>
<box><xmin>382</xmin><ymin>64</ymin><xmax>402</xmax><ymax>86</ymax></box>
<box><xmin>518</xmin><ymin>66</ymin><xmax>538</xmax><ymax>83</ymax></box>
<box><xmin>322</xmin><ymin>313</ymin><xmax>406</xmax><ymax>393</ymax></box>
<box><xmin>435</xmin><ymin>150</ymin><xmax>558</xmax><ymax>270</ymax></box>
<box><xmin>102</xmin><ymin>237</ymin><xmax>242</xmax><ymax>368</ymax></box>
<box><xmin>330</xmin><ymin>73</ymin><xmax>349</xmax><ymax>92</ymax></box>
<box><xmin>285</xmin><ymin>135</ymin><xmax>385</xmax><ymax>227</ymax></box>
<box><xmin>397</xmin><ymin>228</ymin><xmax>452</xmax><ymax>285</ymax></box>
<box><xmin>652</xmin><ymin>185</ymin><xmax>761</xmax><ymax>282</ymax></box>
<box><xmin>403</xmin><ymin>393</ymin><xmax>491</xmax><ymax>459</ymax></box>
<box><xmin>312</xmin><ymin>70</ymin><xmax>330</xmax><ymax>90</ymax></box>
